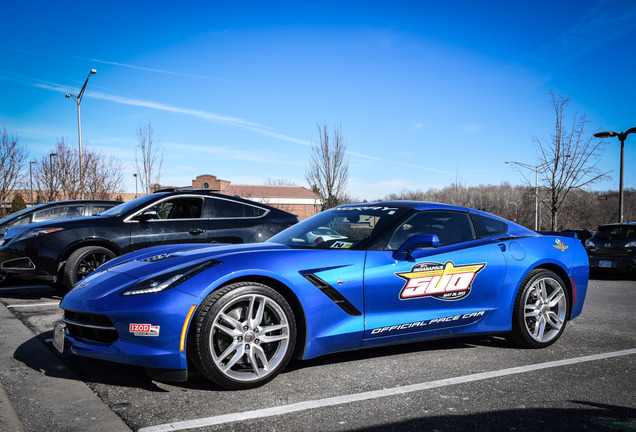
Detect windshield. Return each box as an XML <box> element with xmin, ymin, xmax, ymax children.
<box><xmin>268</xmin><ymin>205</ymin><xmax>408</xmax><ymax>249</ymax></box>
<box><xmin>100</xmin><ymin>194</ymin><xmax>161</xmax><ymax>217</ymax></box>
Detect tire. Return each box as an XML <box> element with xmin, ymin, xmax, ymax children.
<box><xmin>191</xmin><ymin>282</ymin><xmax>296</xmax><ymax>389</ymax></box>
<box><xmin>508</xmin><ymin>269</ymin><xmax>569</xmax><ymax>348</ymax></box>
<box><xmin>63</xmin><ymin>246</ymin><xmax>116</xmax><ymax>290</ymax></box>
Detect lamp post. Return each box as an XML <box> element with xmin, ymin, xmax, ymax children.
<box><xmin>66</xmin><ymin>69</ymin><xmax>97</xmax><ymax>200</ymax></box>
<box><xmin>594</xmin><ymin>127</ymin><xmax>636</xmax><ymax>224</ymax></box>
<box><xmin>29</xmin><ymin>161</ymin><xmax>36</xmax><ymax>205</ymax></box>
<box><xmin>506</xmin><ymin>161</ymin><xmax>539</xmax><ymax>230</ymax></box>
<box><xmin>133</xmin><ymin>173</ymin><xmax>138</xmax><ymax>198</ymax></box>
<box><xmin>49</xmin><ymin>153</ymin><xmax>57</xmax><ymax>201</ymax></box>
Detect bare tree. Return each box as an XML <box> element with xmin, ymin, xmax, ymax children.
<box><xmin>0</xmin><ymin>128</ymin><xmax>28</xmax><ymax>214</ymax></box>
<box><xmin>304</xmin><ymin>122</ymin><xmax>349</xmax><ymax>210</ymax></box>
<box><xmin>33</xmin><ymin>138</ymin><xmax>124</xmax><ymax>201</ymax></box>
<box><xmin>135</xmin><ymin>121</ymin><xmax>164</xmax><ymax>194</ymax></box>
<box><xmin>533</xmin><ymin>92</ymin><xmax>609</xmax><ymax>230</ymax></box>
<box><xmin>83</xmin><ymin>149</ymin><xmax>125</xmax><ymax>199</ymax></box>
<box><xmin>32</xmin><ymin>150</ymin><xmax>62</xmax><ymax>202</ymax></box>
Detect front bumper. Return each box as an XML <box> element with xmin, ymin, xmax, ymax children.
<box><xmin>59</xmin><ymin>277</ymin><xmax>201</xmax><ymax>371</ymax></box>
<box><xmin>0</xmin><ymin>248</ymin><xmax>57</xmax><ymax>282</ymax></box>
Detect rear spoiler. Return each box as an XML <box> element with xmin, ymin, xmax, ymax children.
<box><xmin>537</xmin><ymin>231</ymin><xmax>578</xmax><ymax>239</ymax></box>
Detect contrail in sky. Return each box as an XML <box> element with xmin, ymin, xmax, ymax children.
<box><xmin>26</xmin><ymin>77</ymin><xmax>454</xmax><ymax>176</ymax></box>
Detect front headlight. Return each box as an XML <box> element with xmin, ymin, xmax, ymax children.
<box><xmin>121</xmin><ymin>260</ymin><xmax>220</xmax><ymax>296</ymax></box>
<box><xmin>585</xmin><ymin>239</ymin><xmax>595</xmax><ymax>248</ymax></box>
<box><xmin>15</xmin><ymin>227</ymin><xmax>63</xmax><ymax>241</ymax></box>
<box><xmin>626</xmin><ymin>241</ymin><xmax>636</xmax><ymax>248</ymax></box>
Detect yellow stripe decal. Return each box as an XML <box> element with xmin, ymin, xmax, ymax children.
<box><xmin>180</xmin><ymin>305</ymin><xmax>197</xmax><ymax>351</ymax></box>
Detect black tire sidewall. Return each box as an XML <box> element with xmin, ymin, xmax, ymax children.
<box><xmin>63</xmin><ymin>246</ymin><xmax>116</xmax><ymax>289</ymax></box>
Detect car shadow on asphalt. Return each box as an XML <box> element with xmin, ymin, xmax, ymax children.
<box><xmin>285</xmin><ymin>334</ymin><xmax>512</xmax><ymax>373</ymax></box>
<box><xmin>350</xmin><ymin>401</ymin><xmax>636</xmax><ymax>432</ymax></box>
<box><xmin>14</xmin><ymin>334</ymin><xmax>171</xmax><ymax>393</ymax></box>
<box><xmin>13</xmin><ymin>332</ymin><xmax>513</xmax><ymax>393</ymax></box>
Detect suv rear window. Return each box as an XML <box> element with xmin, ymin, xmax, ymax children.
<box><xmin>594</xmin><ymin>225</ymin><xmax>636</xmax><ymax>241</ymax></box>
<box><xmin>213</xmin><ymin>199</ymin><xmax>266</xmax><ymax>218</ymax></box>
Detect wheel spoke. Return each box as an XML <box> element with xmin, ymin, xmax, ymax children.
<box><xmin>533</xmin><ymin>315</ymin><xmax>546</xmax><ymax>340</ymax></box>
<box><xmin>248</xmin><ymin>296</ymin><xmax>266</xmax><ymax>328</ymax></box>
<box><xmin>547</xmin><ymin>289</ymin><xmax>565</xmax><ymax>308</ymax></box>
<box><xmin>216</xmin><ymin>312</ymin><xmax>243</xmax><ymax>336</ymax></box>
<box><xmin>545</xmin><ymin>311</ymin><xmax>563</xmax><ymax>329</ymax></box>
<box><xmin>538</xmin><ymin>280</ymin><xmax>549</xmax><ymax>303</ymax></box>
<box><xmin>218</xmin><ymin>345</ymin><xmax>245</xmax><ymax>372</ymax></box>
<box><xmin>249</xmin><ymin>345</ymin><xmax>270</xmax><ymax>376</ymax></box>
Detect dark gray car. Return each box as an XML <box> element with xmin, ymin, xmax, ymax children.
<box><xmin>585</xmin><ymin>223</ymin><xmax>636</xmax><ymax>274</ymax></box>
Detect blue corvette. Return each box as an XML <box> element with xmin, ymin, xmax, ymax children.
<box><xmin>55</xmin><ymin>202</ymin><xmax>589</xmax><ymax>389</ymax></box>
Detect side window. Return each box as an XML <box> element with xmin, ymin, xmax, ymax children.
<box><xmin>471</xmin><ymin>213</ymin><xmax>508</xmax><ymax>238</ymax></box>
<box><xmin>387</xmin><ymin>210</ymin><xmax>476</xmax><ymax>249</ymax></box>
<box><xmin>32</xmin><ymin>205</ymin><xmax>85</xmax><ymax>222</ymax></box>
<box><xmin>91</xmin><ymin>204</ymin><xmax>115</xmax><ymax>215</ymax></box>
<box><xmin>64</xmin><ymin>205</ymin><xmax>86</xmax><ymax>218</ymax></box>
<box><xmin>213</xmin><ymin>199</ymin><xmax>266</xmax><ymax>218</ymax></box>
<box><xmin>149</xmin><ymin>198</ymin><xmax>203</xmax><ymax>220</ymax></box>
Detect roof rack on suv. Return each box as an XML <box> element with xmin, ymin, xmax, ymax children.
<box><xmin>153</xmin><ymin>187</ymin><xmax>221</xmax><ymax>193</ymax></box>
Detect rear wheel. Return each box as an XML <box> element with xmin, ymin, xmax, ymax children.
<box><xmin>63</xmin><ymin>246</ymin><xmax>116</xmax><ymax>290</ymax></box>
<box><xmin>191</xmin><ymin>282</ymin><xmax>296</xmax><ymax>389</ymax></box>
<box><xmin>508</xmin><ymin>269</ymin><xmax>569</xmax><ymax>348</ymax></box>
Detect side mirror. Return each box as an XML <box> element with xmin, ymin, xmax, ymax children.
<box><xmin>134</xmin><ymin>210</ymin><xmax>158</xmax><ymax>222</ymax></box>
<box><xmin>393</xmin><ymin>234</ymin><xmax>439</xmax><ymax>260</ymax></box>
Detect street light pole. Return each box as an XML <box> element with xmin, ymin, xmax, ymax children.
<box><xmin>29</xmin><ymin>161</ymin><xmax>36</xmax><ymax>205</ymax></box>
<box><xmin>66</xmin><ymin>69</ymin><xmax>97</xmax><ymax>200</ymax></box>
<box><xmin>49</xmin><ymin>153</ymin><xmax>57</xmax><ymax>201</ymax></box>
<box><xmin>133</xmin><ymin>173</ymin><xmax>138</xmax><ymax>198</ymax></box>
<box><xmin>594</xmin><ymin>127</ymin><xmax>636</xmax><ymax>223</ymax></box>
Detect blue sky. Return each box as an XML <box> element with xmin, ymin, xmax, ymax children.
<box><xmin>1</xmin><ymin>0</ymin><xmax>635</xmax><ymax>200</ymax></box>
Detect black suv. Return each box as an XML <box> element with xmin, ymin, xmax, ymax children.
<box><xmin>0</xmin><ymin>190</ymin><xmax>298</xmax><ymax>289</ymax></box>
<box><xmin>585</xmin><ymin>223</ymin><xmax>636</xmax><ymax>274</ymax></box>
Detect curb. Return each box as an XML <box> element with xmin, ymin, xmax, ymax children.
<box><xmin>0</xmin><ymin>301</ymin><xmax>132</xmax><ymax>432</ymax></box>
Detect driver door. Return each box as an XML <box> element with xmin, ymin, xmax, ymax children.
<box><xmin>130</xmin><ymin>196</ymin><xmax>209</xmax><ymax>250</ymax></box>
<box><xmin>362</xmin><ymin>210</ymin><xmax>507</xmax><ymax>346</ymax></box>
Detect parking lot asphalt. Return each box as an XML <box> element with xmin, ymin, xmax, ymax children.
<box><xmin>0</xmin><ymin>295</ymin><xmax>131</xmax><ymax>432</ymax></box>
<box><xmin>0</xmin><ymin>277</ymin><xmax>635</xmax><ymax>432</ymax></box>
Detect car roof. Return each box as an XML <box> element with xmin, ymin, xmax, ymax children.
<box><xmin>337</xmin><ymin>201</ymin><xmax>469</xmax><ymax>212</ymax></box>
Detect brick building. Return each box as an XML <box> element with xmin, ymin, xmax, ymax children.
<box><xmin>189</xmin><ymin>175</ymin><xmax>321</xmax><ymax>220</ymax></box>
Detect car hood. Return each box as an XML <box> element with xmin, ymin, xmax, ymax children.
<box><xmin>2</xmin><ymin>214</ymin><xmax>113</xmax><ymax>237</ymax></box>
<box><xmin>92</xmin><ymin>242</ymin><xmax>291</xmax><ymax>281</ymax></box>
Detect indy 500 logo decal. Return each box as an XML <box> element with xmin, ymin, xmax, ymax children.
<box><xmin>396</xmin><ymin>261</ymin><xmax>486</xmax><ymax>300</ymax></box>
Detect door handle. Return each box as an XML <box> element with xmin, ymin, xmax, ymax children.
<box><xmin>189</xmin><ymin>228</ymin><xmax>206</xmax><ymax>236</ymax></box>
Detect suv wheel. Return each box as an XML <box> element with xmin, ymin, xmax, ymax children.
<box><xmin>63</xmin><ymin>246</ymin><xmax>116</xmax><ymax>290</ymax></box>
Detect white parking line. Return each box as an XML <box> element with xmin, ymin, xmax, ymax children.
<box><xmin>139</xmin><ymin>348</ymin><xmax>636</xmax><ymax>432</ymax></box>
<box><xmin>6</xmin><ymin>302</ymin><xmax>60</xmax><ymax>308</ymax></box>
<box><xmin>0</xmin><ymin>285</ymin><xmax>49</xmax><ymax>292</ymax></box>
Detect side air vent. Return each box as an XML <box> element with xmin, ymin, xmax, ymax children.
<box><xmin>303</xmin><ymin>274</ymin><xmax>362</xmax><ymax>316</ymax></box>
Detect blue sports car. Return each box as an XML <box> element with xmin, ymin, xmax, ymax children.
<box><xmin>55</xmin><ymin>202</ymin><xmax>589</xmax><ymax>389</ymax></box>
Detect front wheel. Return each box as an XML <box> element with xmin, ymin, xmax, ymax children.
<box><xmin>191</xmin><ymin>282</ymin><xmax>296</xmax><ymax>389</ymax></box>
<box><xmin>63</xmin><ymin>246</ymin><xmax>116</xmax><ymax>290</ymax></box>
<box><xmin>508</xmin><ymin>269</ymin><xmax>569</xmax><ymax>348</ymax></box>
